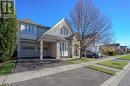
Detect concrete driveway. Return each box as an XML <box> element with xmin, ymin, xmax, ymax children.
<box><xmin>15</xmin><ymin>58</ymin><xmax>68</xmax><ymax>73</ymax></box>
<box><xmin>12</xmin><ymin>67</ymin><xmax>111</xmax><ymax>86</ymax></box>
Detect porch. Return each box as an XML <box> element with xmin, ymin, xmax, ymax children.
<box><xmin>40</xmin><ymin>41</ymin><xmax>57</xmax><ymax>60</ymax></box>
<box><xmin>39</xmin><ymin>34</ymin><xmax>81</xmax><ymax>60</ymax></box>
<box><xmin>40</xmin><ymin>34</ymin><xmax>65</xmax><ymax>60</ymax></box>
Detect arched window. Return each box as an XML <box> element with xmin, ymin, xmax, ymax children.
<box><xmin>65</xmin><ymin>29</ymin><xmax>68</xmax><ymax>35</ymax></box>
<box><xmin>60</xmin><ymin>28</ymin><xmax>63</xmax><ymax>34</ymax></box>
<box><xmin>60</xmin><ymin>26</ymin><xmax>68</xmax><ymax>36</ymax></box>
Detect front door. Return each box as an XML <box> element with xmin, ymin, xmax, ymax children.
<box><xmin>43</xmin><ymin>47</ymin><xmax>49</xmax><ymax>56</ymax></box>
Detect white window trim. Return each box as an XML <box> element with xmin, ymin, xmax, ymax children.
<box><xmin>21</xmin><ymin>23</ymin><xmax>36</xmax><ymax>35</ymax></box>
<box><xmin>60</xmin><ymin>27</ymin><xmax>69</xmax><ymax>36</ymax></box>
<box><xmin>60</xmin><ymin>42</ymin><xmax>68</xmax><ymax>56</ymax></box>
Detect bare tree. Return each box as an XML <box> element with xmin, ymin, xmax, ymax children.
<box><xmin>69</xmin><ymin>0</ymin><xmax>113</xmax><ymax>58</ymax></box>
<box><xmin>100</xmin><ymin>32</ymin><xmax>115</xmax><ymax>56</ymax></box>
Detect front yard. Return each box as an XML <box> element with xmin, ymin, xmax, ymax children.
<box><xmin>0</xmin><ymin>60</ymin><xmax>16</xmax><ymax>76</ymax></box>
<box><xmin>68</xmin><ymin>58</ymin><xmax>96</xmax><ymax>64</ymax></box>
<box><xmin>86</xmin><ymin>55</ymin><xmax>130</xmax><ymax>75</ymax></box>
<box><xmin>0</xmin><ymin>84</ymin><xmax>8</xmax><ymax>86</ymax></box>
<box><xmin>118</xmin><ymin>55</ymin><xmax>130</xmax><ymax>60</ymax></box>
<box><xmin>87</xmin><ymin>65</ymin><xmax>115</xmax><ymax>75</ymax></box>
<box><xmin>98</xmin><ymin>60</ymin><xmax>128</xmax><ymax>69</ymax></box>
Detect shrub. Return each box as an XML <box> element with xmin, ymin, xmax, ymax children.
<box><xmin>0</xmin><ymin>17</ymin><xmax>17</xmax><ymax>61</ymax></box>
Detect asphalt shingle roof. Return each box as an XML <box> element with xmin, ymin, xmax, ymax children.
<box><xmin>18</xmin><ymin>19</ymin><xmax>51</xmax><ymax>29</ymax></box>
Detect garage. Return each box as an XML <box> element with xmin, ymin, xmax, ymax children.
<box><xmin>20</xmin><ymin>42</ymin><xmax>39</xmax><ymax>58</ymax></box>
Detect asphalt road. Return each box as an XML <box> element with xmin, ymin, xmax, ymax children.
<box><xmin>12</xmin><ymin>67</ymin><xmax>111</xmax><ymax>86</ymax></box>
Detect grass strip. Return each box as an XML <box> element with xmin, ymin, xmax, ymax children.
<box><xmin>0</xmin><ymin>60</ymin><xmax>16</xmax><ymax>76</ymax></box>
<box><xmin>87</xmin><ymin>65</ymin><xmax>115</xmax><ymax>75</ymax></box>
<box><xmin>98</xmin><ymin>60</ymin><xmax>128</xmax><ymax>69</ymax></box>
<box><xmin>118</xmin><ymin>55</ymin><xmax>130</xmax><ymax>60</ymax></box>
<box><xmin>0</xmin><ymin>84</ymin><xmax>8</xmax><ymax>86</ymax></box>
<box><xmin>68</xmin><ymin>58</ymin><xmax>96</xmax><ymax>64</ymax></box>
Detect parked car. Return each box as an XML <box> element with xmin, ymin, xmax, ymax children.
<box><xmin>86</xmin><ymin>52</ymin><xmax>100</xmax><ymax>58</ymax></box>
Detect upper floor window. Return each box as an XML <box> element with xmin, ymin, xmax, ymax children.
<box><xmin>60</xmin><ymin>27</ymin><xmax>68</xmax><ymax>36</ymax></box>
<box><xmin>25</xmin><ymin>24</ymin><xmax>28</xmax><ymax>32</ymax></box>
<box><xmin>22</xmin><ymin>24</ymin><xmax>34</xmax><ymax>34</ymax></box>
<box><xmin>29</xmin><ymin>25</ymin><xmax>34</xmax><ymax>33</ymax></box>
<box><xmin>64</xmin><ymin>29</ymin><xmax>68</xmax><ymax>35</ymax></box>
<box><xmin>61</xmin><ymin>28</ymin><xmax>63</xmax><ymax>34</ymax></box>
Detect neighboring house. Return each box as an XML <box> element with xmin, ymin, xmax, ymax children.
<box><xmin>17</xmin><ymin>18</ymin><xmax>80</xmax><ymax>60</ymax></box>
<box><xmin>120</xmin><ymin>46</ymin><xmax>128</xmax><ymax>54</ymax></box>
<box><xmin>100</xmin><ymin>43</ymin><xmax>127</xmax><ymax>55</ymax></box>
<box><xmin>83</xmin><ymin>33</ymin><xmax>100</xmax><ymax>57</ymax></box>
<box><xmin>86</xmin><ymin>43</ymin><xmax>100</xmax><ymax>53</ymax></box>
<box><xmin>128</xmin><ymin>48</ymin><xmax>130</xmax><ymax>53</ymax></box>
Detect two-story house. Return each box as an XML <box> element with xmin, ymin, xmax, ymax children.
<box><xmin>17</xmin><ymin>18</ymin><xmax>80</xmax><ymax>60</ymax></box>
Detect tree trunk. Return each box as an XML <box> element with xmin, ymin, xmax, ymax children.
<box><xmin>80</xmin><ymin>44</ymin><xmax>82</xmax><ymax>59</ymax></box>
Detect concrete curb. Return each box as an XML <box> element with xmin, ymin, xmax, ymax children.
<box><xmin>0</xmin><ymin>76</ymin><xmax>6</xmax><ymax>85</ymax></box>
<box><xmin>100</xmin><ymin>61</ymin><xmax>130</xmax><ymax>86</ymax></box>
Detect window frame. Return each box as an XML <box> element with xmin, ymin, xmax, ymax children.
<box><xmin>25</xmin><ymin>24</ymin><xmax>28</xmax><ymax>32</ymax></box>
<box><xmin>60</xmin><ymin>27</ymin><xmax>69</xmax><ymax>36</ymax></box>
<box><xmin>60</xmin><ymin>42</ymin><xmax>68</xmax><ymax>51</ymax></box>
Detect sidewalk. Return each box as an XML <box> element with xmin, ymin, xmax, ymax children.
<box><xmin>118</xmin><ymin>65</ymin><xmax>130</xmax><ymax>86</ymax></box>
<box><xmin>100</xmin><ymin>55</ymin><xmax>130</xmax><ymax>86</ymax></box>
<box><xmin>100</xmin><ymin>62</ymin><xmax>130</xmax><ymax>86</ymax></box>
<box><xmin>0</xmin><ymin>56</ymin><xmax>120</xmax><ymax>85</ymax></box>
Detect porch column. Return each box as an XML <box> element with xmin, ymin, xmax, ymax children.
<box><xmin>40</xmin><ymin>40</ymin><xmax>43</xmax><ymax>60</ymax></box>
<box><xmin>72</xmin><ymin>41</ymin><xmax>75</xmax><ymax>58</ymax></box>
<box><xmin>78</xmin><ymin>44</ymin><xmax>80</xmax><ymax>58</ymax></box>
<box><xmin>56</xmin><ymin>42</ymin><xmax>60</xmax><ymax>59</ymax></box>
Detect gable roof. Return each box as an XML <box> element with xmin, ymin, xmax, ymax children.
<box><xmin>41</xmin><ymin>34</ymin><xmax>65</xmax><ymax>42</ymax></box>
<box><xmin>66</xmin><ymin>32</ymin><xmax>99</xmax><ymax>41</ymax></box>
<box><xmin>107</xmin><ymin>43</ymin><xmax>120</xmax><ymax>47</ymax></box>
<box><xmin>38</xmin><ymin>18</ymin><xmax>74</xmax><ymax>41</ymax></box>
<box><xmin>66</xmin><ymin>32</ymin><xmax>79</xmax><ymax>40</ymax></box>
<box><xmin>64</xmin><ymin>18</ymin><xmax>73</xmax><ymax>33</ymax></box>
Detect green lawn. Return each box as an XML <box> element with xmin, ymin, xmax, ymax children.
<box><xmin>98</xmin><ymin>60</ymin><xmax>128</xmax><ymax>69</ymax></box>
<box><xmin>0</xmin><ymin>84</ymin><xmax>8</xmax><ymax>86</ymax></box>
<box><xmin>68</xmin><ymin>58</ymin><xmax>96</xmax><ymax>64</ymax></box>
<box><xmin>118</xmin><ymin>55</ymin><xmax>130</xmax><ymax>60</ymax></box>
<box><xmin>87</xmin><ymin>65</ymin><xmax>115</xmax><ymax>75</ymax></box>
<box><xmin>0</xmin><ymin>60</ymin><xmax>16</xmax><ymax>76</ymax></box>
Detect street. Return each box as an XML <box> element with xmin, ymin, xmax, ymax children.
<box><xmin>12</xmin><ymin>67</ymin><xmax>111</xmax><ymax>86</ymax></box>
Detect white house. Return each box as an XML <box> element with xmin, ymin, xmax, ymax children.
<box><xmin>17</xmin><ymin>18</ymin><xmax>80</xmax><ymax>60</ymax></box>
